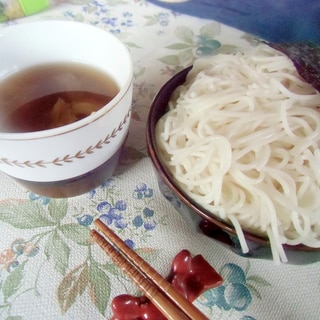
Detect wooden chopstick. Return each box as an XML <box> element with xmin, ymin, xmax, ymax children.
<box><xmin>90</xmin><ymin>229</ymin><xmax>189</xmax><ymax>320</ymax></box>
<box><xmin>92</xmin><ymin>218</ymin><xmax>209</xmax><ymax>320</ymax></box>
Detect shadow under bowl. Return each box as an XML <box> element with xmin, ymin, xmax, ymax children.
<box><xmin>146</xmin><ymin>67</ymin><xmax>320</xmax><ymax>265</ymax></box>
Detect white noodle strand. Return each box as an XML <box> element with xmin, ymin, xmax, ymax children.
<box><xmin>156</xmin><ymin>44</ymin><xmax>320</xmax><ymax>262</ymax></box>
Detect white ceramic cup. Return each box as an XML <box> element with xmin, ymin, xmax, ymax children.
<box><xmin>0</xmin><ymin>21</ymin><xmax>133</xmax><ymax>197</ymax></box>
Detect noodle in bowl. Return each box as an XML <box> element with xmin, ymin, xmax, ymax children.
<box><xmin>148</xmin><ymin>44</ymin><xmax>320</xmax><ymax>264</ymax></box>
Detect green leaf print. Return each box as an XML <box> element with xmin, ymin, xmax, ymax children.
<box><xmin>158</xmin><ymin>55</ymin><xmax>181</xmax><ymax>66</ymax></box>
<box><xmin>124</xmin><ymin>42</ymin><xmax>141</xmax><ymax>49</ymax></box>
<box><xmin>101</xmin><ymin>262</ymin><xmax>124</xmax><ymax>277</ymax></box>
<box><xmin>175</xmin><ymin>26</ymin><xmax>194</xmax><ymax>44</ymax></box>
<box><xmin>133</xmin><ymin>67</ymin><xmax>146</xmax><ymax>79</ymax></box>
<box><xmin>0</xmin><ymin>2</ymin><xmax>7</xmax><ymax>23</ymax></box>
<box><xmin>0</xmin><ymin>2</ymin><xmax>4</xmax><ymax>15</ymax></box>
<box><xmin>144</xmin><ymin>15</ymin><xmax>159</xmax><ymax>26</ymax></box>
<box><xmin>57</xmin><ymin>263</ymin><xmax>89</xmax><ymax>314</ymax></box>
<box><xmin>178</xmin><ymin>49</ymin><xmax>193</xmax><ymax>64</ymax></box>
<box><xmin>106</xmin><ymin>0</ymin><xmax>128</xmax><ymax>6</ymax></box>
<box><xmin>166</xmin><ymin>43</ymin><xmax>192</xmax><ymax>50</ymax></box>
<box><xmin>88</xmin><ymin>262</ymin><xmax>111</xmax><ymax>315</ymax></box>
<box><xmin>2</xmin><ymin>261</ymin><xmax>26</xmax><ymax>302</ymax></box>
<box><xmin>247</xmin><ymin>275</ymin><xmax>272</xmax><ymax>287</ymax></box>
<box><xmin>199</xmin><ymin>22</ymin><xmax>221</xmax><ymax>39</ymax></box>
<box><xmin>247</xmin><ymin>283</ymin><xmax>262</xmax><ymax>299</ymax></box>
<box><xmin>59</xmin><ymin>223</ymin><xmax>91</xmax><ymax>246</ymax></box>
<box><xmin>47</xmin><ymin>199</ymin><xmax>68</xmax><ymax>223</ymax></box>
<box><xmin>44</xmin><ymin>230</ymin><xmax>70</xmax><ymax>275</ymax></box>
<box><xmin>0</xmin><ymin>200</ymin><xmax>55</xmax><ymax>229</ymax></box>
<box><xmin>246</xmin><ymin>274</ymin><xmax>271</xmax><ymax>299</ymax></box>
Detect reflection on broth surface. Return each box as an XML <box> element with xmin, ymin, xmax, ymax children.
<box><xmin>0</xmin><ymin>63</ymin><xmax>119</xmax><ymax>132</ymax></box>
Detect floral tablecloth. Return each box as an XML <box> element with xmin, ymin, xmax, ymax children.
<box><xmin>0</xmin><ymin>1</ymin><xmax>319</xmax><ymax>320</ymax></box>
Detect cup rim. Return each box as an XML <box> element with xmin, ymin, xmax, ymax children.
<box><xmin>0</xmin><ymin>20</ymin><xmax>133</xmax><ymax>141</ymax></box>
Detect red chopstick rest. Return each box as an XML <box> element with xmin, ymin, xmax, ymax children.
<box><xmin>111</xmin><ymin>295</ymin><xmax>166</xmax><ymax>320</ymax></box>
<box><xmin>111</xmin><ymin>249</ymin><xmax>223</xmax><ymax>320</ymax></box>
<box><xmin>167</xmin><ymin>249</ymin><xmax>223</xmax><ymax>302</ymax></box>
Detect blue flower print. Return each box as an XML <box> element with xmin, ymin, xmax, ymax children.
<box><xmin>108</xmin><ymin>208</ymin><xmax>123</xmax><ymax>221</ymax></box>
<box><xmin>97</xmin><ymin>201</ymin><xmax>112</xmax><ymax>214</ymax></box>
<box><xmin>124</xmin><ymin>239</ymin><xmax>135</xmax><ymax>249</ymax></box>
<box><xmin>222</xmin><ymin>264</ymin><xmax>247</xmax><ymax>284</ymax></box>
<box><xmin>114</xmin><ymin>218</ymin><xmax>128</xmax><ymax>230</ymax></box>
<box><xmin>88</xmin><ymin>189</ymin><xmax>96</xmax><ymax>199</ymax></box>
<box><xmin>102</xmin><ymin>17</ymin><xmax>118</xmax><ymax>27</ymax></box>
<box><xmin>115</xmin><ymin>200</ymin><xmax>127</xmax><ymax>211</ymax></box>
<box><xmin>196</xmin><ymin>35</ymin><xmax>221</xmax><ymax>56</ymax></box>
<box><xmin>99</xmin><ymin>211</ymin><xmax>120</xmax><ymax>225</ymax></box>
<box><xmin>143</xmin><ymin>188</ymin><xmax>153</xmax><ymax>198</ymax></box>
<box><xmin>158</xmin><ymin>12</ymin><xmax>170</xmax><ymax>27</ymax></box>
<box><xmin>28</xmin><ymin>192</ymin><xmax>50</xmax><ymax>205</ymax></box>
<box><xmin>133</xmin><ymin>182</ymin><xmax>148</xmax><ymax>199</ymax></box>
<box><xmin>89</xmin><ymin>178</ymin><xmax>115</xmax><ymax>199</ymax></box>
<box><xmin>201</xmin><ymin>285</ymin><xmax>230</xmax><ymax>310</ymax></box>
<box><xmin>12</xmin><ymin>239</ymin><xmax>39</xmax><ymax>258</ymax></box>
<box><xmin>143</xmin><ymin>220</ymin><xmax>156</xmax><ymax>231</ymax></box>
<box><xmin>224</xmin><ymin>282</ymin><xmax>252</xmax><ymax>311</ymax></box>
<box><xmin>120</xmin><ymin>12</ymin><xmax>133</xmax><ymax>27</ymax></box>
<box><xmin>83</xmin><ymin>0</ymin><xmax>108</xmax><ymax>16</ymax></box>
<box><xmin>110</xmin><ymin>29</ymin><xmax>121</xmax><ymax>35</ymax></box>
<box><xmin>121</xmin><ymin>20</ymin><xmax>133</xmax><ymax>28</ymax></box>
<box><xmin>1</xmin><ymin>238</ymin><xmax>39</xmax><ymax>272</ymax></box>
<box><xmin>132</xmin><ymin>207</ymin><xmax>157</xmax><ymax>231</ymax></box>
<box><xmin>143</xmin><ymin>207</ymin><xmax>154</xmax><ymax>218</ymax></box>
<box><xmin>98</xmin><ymin>201</ymin><xmax>128</xmax><ymax>229</ymax></box>
<box><xmin>77</xmin><ymin>214</ymin><xmax>94</xmax><ymax>227</ymax></box>
<box><xmin>198</xmin><ymin>263</ymin><xmax>261</xmax><ymax>315</ymax></box>
<box><xmin>123</xmin><ymin>12</ymin><xmax>132</xmax><ymax>18</ymax></box>
<box><xmin>100</xmin><ymin>178</ymin><xmax>115</xmax><ymax>189</ymax></box>
<box><xmin>132</xmin><ymin>215</ymin><xmax>144</xmax><ymax>228</ymax></box>
<box><xmin>131</xmin><ymin>184</ymin><xmax>158</xmax><ymax>231</ymax></box>
<box><xmin>92</xmin><ymin>181</ymin><xmax>163</xmax><ymax>244</ymax></box>
<box><xmin>133</xmin><ymin>183</ymin><xmax>153</xmax><ymax>199</ymax></box>
<box><xmin>91</xmin><ymin>0</ymin><xmax>104</xmax><ymax>8</ymax></box>
<box><xmin>142</xmin><ymin>208</ymin><xmax>156</xmax><ymax>230</ymax></box>
<box><xmin>11</xmin><ymin>239</ymin><xmax>25</xmax><ymax>256</ymax></box>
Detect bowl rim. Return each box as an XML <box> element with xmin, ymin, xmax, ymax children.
<box><xmin>147</xmin><ymin>66</ymin><xmax>318</xmax><ymax>252</ymax></box>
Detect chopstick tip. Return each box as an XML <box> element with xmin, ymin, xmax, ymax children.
<box><xmin>90</xmin><ymin>228</ymin><xmax>97</xmax><ymax>237</ymax></box>
<box><xmin>94</xmin><ymin>218</ymin><xmax>103</xmax><ymax>227</ymax></box>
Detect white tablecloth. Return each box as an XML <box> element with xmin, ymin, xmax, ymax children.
<box><xmin>0</xmin><ymin>1</ymin><xmax>319</xmax><ymax>319</ymax></box>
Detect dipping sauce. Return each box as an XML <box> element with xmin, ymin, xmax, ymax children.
<box><xmin>0</xmin><ymin>63</ymin><xmax>119</xmax><ymax>132</ymax></box>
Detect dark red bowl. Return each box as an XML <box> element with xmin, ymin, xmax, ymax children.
<box><xmin>147</xmin><ymin>67</ymin><xmax>320</xmax><ymax>265</ymax></box>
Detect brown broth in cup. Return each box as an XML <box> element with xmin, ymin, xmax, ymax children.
<box><xmin>0</xmin><ymin>63</ymin><xmax>119</xmax><ymax>133</ymax></box>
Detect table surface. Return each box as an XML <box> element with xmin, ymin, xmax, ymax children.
<box><xmin>0</xmin><ymin>1</ymin><xmax>319</xmax><ymax>320</ymax></box>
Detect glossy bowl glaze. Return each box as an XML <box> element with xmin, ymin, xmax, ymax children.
<box><xmin>147</xmin><ymin>67</ymin><xmax>320</xmax><ymax>264</ymax></box>
<box><xmin>0</xmin><ymin>21</ymin><xmax>133</xmax><ymax>198</ymax></box>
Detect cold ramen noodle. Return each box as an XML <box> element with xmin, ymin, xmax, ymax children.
<box><xmin>155</xmin><ymin>44</ymin><xmax>320</xmax><ymax>263</ymax></box>
<box><xmin>0</xmin><ymin>63</ymin><xmax>119</xmax><ymax>132</ymax></box>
